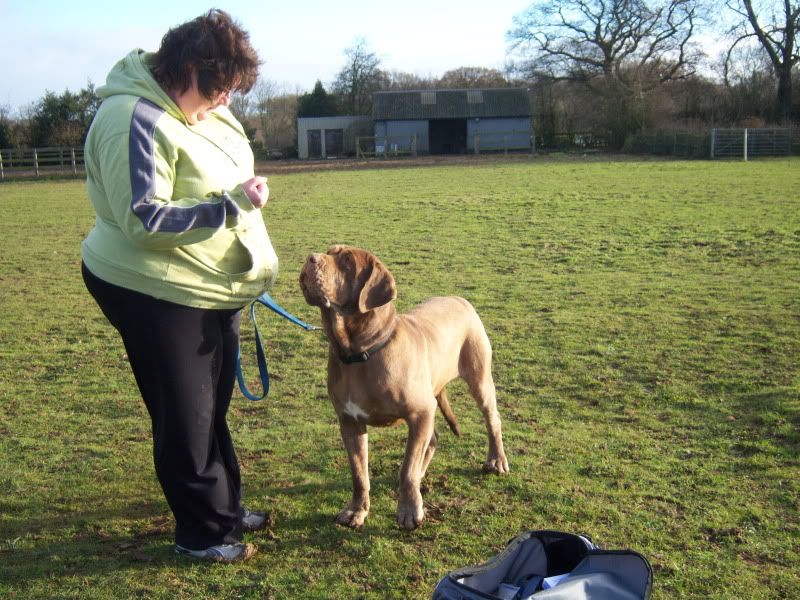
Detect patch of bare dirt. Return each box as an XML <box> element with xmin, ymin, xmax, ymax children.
<box><xmin>255</xmin><ymin>152</ymin><xmax>666</xmax><ymax>175</ymax></box>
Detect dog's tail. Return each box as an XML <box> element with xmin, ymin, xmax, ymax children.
<box><xmin>436</xmin><ymin>388</ymin><xmax>461</xmax><ymax>436</ymax></box>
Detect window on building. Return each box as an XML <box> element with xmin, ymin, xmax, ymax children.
<box><xmin>467</xmin><ymin>90</ymin><xmax>484</xmax><ymax>104</ymax></box>
<box><xmin>421</xmin><ymin>91</ymin><xmax>436</xmax><ymax>105</ymax></box>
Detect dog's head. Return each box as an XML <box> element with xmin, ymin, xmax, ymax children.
<box><xmin>300</xmin><ymin>245</ymin><xmax>397</xmax><ymax>314</ymax></box>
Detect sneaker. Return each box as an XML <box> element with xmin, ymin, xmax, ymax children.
<box><xmin>241</xmin><ymin>508</ymin><xmax>268</xmax><ymax>532</ymax></box>
<box><xmin>175</xmin><ymin>542</ymin><xmax>257</xmax><ymax>563</ymax></box>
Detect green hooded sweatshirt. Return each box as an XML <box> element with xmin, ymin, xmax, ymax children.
<box><xmin>81</xmin><ymin>49</ymin><xmax>278</xmax><ymax>309</ymax></box>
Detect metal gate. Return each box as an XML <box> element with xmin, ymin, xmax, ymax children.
<box><xmin>710</xmin><ymin>128</ymin><xmax>791</xmax><ymax>159</ymax></box>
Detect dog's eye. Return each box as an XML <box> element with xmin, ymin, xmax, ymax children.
<box><xmin>340</xmin><ymin>253</ymin><xmax>360</xmax><ymax>275</ymax></box>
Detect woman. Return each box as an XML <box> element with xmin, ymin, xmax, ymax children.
<box><xmin>82</xmin><ymin>10</ymin><xmax>275</xmax><ymax>562</ymax></box>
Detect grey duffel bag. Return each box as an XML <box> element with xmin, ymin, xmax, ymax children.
<box><xmin>432</xmin><ymin>530</ymin><xmax>652</xmax><ymax>600</ymax></box>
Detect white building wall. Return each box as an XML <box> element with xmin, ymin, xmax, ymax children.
<box><xmin>297</xmin><ymin>116</ymin><xmax>372</xmax><ymax>159</ymax></box>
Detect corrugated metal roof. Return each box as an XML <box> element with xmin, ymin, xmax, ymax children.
<box><xmin>297</xmin><ymin>116</ymin><xmax>372</xmax><ymax>129</ymax></box>
<box><xmin>372</xmin><ymin>88</ymin><xmax>531</xmax><ymax>120</ymax></box>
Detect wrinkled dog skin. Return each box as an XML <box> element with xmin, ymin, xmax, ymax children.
<box><xmin>300</xmin><ymin>245</ymin><xmax>509</xmax><ymax>530</ymax></box>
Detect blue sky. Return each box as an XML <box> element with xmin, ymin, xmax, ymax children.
<box><xmin>0</xmin><ymin>0</ymin><xmax>533</xmax><ymax>110</ymax></box>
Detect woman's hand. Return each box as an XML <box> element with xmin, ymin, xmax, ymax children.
<box><xmin>242</xmin><ymin>176</ymin><xmax>269</xmax><ymax>208</ymax></box>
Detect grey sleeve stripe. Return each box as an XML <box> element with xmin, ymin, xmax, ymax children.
<box><xmin>128</xmin><ymin>98</ymin><xmax>240</xmax><ymax>234</ymax></box>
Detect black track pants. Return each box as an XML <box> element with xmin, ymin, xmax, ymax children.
<box><xmin>82</xmin><ymin>262</ymin><xmax>245</xmax><ymax>549</ymax></box>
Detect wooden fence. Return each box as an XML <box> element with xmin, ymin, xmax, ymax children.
<box><xmin>471</xmin><ymin>131</ymin><xmax>534</xmax><ymax>154</ymax></box>
<box><xmin>0</xmin><ymin>147</ymin><xmax>85</xmax><ymax>180</ymax></box>
<box><xmin>355</xmin><ymin>135</ymin><xmax>419</xmax><ymax>159</ymax></box>
<box><xmin>355</xmin><ymin>131</ymin><xmax>534</xmax><ymax>158</ymax></box>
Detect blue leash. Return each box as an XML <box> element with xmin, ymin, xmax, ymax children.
<box><xmin>236</xmin><ymin>292</ymin><xmax>319</xmax><ymax>401</ymax></box>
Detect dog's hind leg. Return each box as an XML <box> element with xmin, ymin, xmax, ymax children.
<box><xmin>436</xmin><ymin>388</ymin><xmax>461</xmax><ymax>435</ymax></box>
<box><xmin>471</xmin><ymin>373</ymin><xmax>509</xmax><ymax>474</ymax></box>
<box><xmin>420</xmin><ymin>430</ymin><xmax>437</xmax><ymax>480</ymax></box>
<box><xmin>460</xmin><ymin>329</ymin><xmax>509</xmax><ymax>474</ymax></box>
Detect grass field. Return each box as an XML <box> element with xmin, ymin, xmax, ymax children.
<box><xmin>0</xmin><ymin>156</ymin><xmax>798</xmax><ymax>599</ymax></box>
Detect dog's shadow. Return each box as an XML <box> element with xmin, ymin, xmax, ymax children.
<box><xmin>246</xmin><ymin>456</ymin><xmax>502</xmax><ymax>554</ymax></box>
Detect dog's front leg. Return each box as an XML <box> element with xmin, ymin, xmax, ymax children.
<box><xmin>336</xmin><ymin>415</ymin><xmax>370</xmax><ymax>528</ymax></box>
<box><xmin>397</xmin><ymin>409</ymin><xmax>435</xmax><ymax>530</ymax></box>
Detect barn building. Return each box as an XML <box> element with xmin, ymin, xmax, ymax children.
<box><xmin>372</xmin><ymin>88</ymin><xmax>532</xmax><ymax>155</ymax></box>
<box><xmin>297</xmin><ymin>88</ymin><xmax>532</xmax><ymax>159</ymax></box>
<box><xmin>296</xmin><ymin>116</ymin><xmax>372</xmax><ymax>160</ymax></box>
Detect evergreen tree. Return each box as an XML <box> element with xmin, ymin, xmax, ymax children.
<box><xmin>297</xmin><ymin>81</ymin><xmax>338</xmax><ymax>117</ymax></box>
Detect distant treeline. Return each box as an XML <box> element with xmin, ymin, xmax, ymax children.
<box><xmin>2</xmin><ymin>0</ymin><xmax>798</xmax><ymax>153</ymax></box>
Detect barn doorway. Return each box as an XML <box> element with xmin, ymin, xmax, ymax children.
<box><xmin>307</xmin><ymin>130</ymin><xmax>322</xmax><ymax>158</ymax></box>
<box><xmin>324</xmin><ymin>129</ymin><xmax>344</xmax><ymax>157</ymax></box>
<box><xmin>429</xmin><ymin>119</ymin><xmax>467</xmax><ymax>154</ymax></box>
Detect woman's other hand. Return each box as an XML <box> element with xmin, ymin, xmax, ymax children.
<box><xmin>242</xmin><ymin>176</ymin><xmax>269</xmax><ymax>208</ymax></box>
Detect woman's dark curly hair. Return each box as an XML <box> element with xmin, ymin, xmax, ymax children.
<box><xmin>152</xmin><ymin>9</ymin><xmax>261</xmax><ymax>99</ymax></box>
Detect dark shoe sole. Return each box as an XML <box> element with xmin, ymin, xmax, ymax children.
<box><xmin>175</xmin><ymin>542</ymin><xmax>257</xmax><ymax>563</ymax></box>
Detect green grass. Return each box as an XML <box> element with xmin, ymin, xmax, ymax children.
<box><xmin>1</xmin><ymin>156</ymin><xmax>798</xmax><ymax>599</ymax></box>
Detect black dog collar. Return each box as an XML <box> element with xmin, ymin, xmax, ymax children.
<box><xmin>339</xmin><ymin>336</ymin><xmax>392</xmax><ymax>364</ymax></box>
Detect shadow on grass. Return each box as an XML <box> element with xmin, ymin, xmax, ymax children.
<box><xmin>0</xmin><ymin>500</ymin><xmax>179</xmax><ymax>589</ymax></box>
<box><xmin>0</xmin><ymin>414</ymin><xmax>500</xmax><ymax>592</ymax></box>
<box><xmin>695</xmin><ymin>383</ymin><xmax>799</xmax><ymax>456</ymax></box>
<box><xmin>0</xmin><ymin>472</ymin><xmax>457</xmax><ymax>589</ymax></box>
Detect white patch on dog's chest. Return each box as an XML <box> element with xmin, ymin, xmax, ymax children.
<box><xmin>342</xmin><ymin>397</ymin><xmax>369</xmax><ymax>421</ymax></box>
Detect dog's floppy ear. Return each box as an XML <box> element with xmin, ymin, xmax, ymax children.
<box><xmin>358</xmin><ymin>256</ymin><xmax>396</xmax><ymax>313</ymax></box>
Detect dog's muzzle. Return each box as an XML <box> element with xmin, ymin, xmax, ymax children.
<box><xmin>300</xmin><ymin>256</ymin><xmax>332</xmax><ymax>308</ymax></box>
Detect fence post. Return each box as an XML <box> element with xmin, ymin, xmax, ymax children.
<box><xmin>412</xmin><ymin>134</ymin><xmax>417</xmax><ymax>157</ymax></box>
<box><xmin>710</xmin><ymin>129</ymin><xmax>716</xmax><ymax>159</ymax></box>
<box><xmin>356</xmin><ymin>137</ymin><xmax>361</xmax><ymax>159</ymax></box>
<box><xmin>475</xmin><ymin>135</ymin><xmax>480</xmax><ymax>155</ymax></box>
<box><xmin>743</xmin><ymin>128</ymin><xmax>748</xmax><ymax>161</ymax></box>
<box><xmin>71</xmin><ymin>148</ymin><xmax>77</xmax><ymax>174</ymax></box>
<box><xmin>34</xmin><ymin>148</ymin><xmax>40</xmax><ymax>177</ymax></box>
<box><xmin>0</xmin><ymin>150</ymin><xmax>4</xmax><ymax>180</ymax></box>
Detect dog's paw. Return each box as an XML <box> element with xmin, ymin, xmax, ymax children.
<box><xmin>483</xmin><ymin>455</ymin><xmax>510</xmax><ymax>474</ymax></box>
<box><xmin>336</xmin><ymin>508</ymin><xmax>368</xmax><ymax>528</ymax></box>
<box><xmin>397</xmin><ymin>508</ymin><xmax>424</xmax><ymax>530</ymax></box>
<box><xmin>397</xmin><ymin>496</ymin><xmax>425</xmax><ymax>530</ymax></box>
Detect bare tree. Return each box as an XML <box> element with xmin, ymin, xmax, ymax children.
<box><xmin>508</xmin><ymin>0</ymin><xmax>705</xmax><ymax>146</ymax></box>
<box><xmin>437</xmin><ymin>67</ymin><xmax>511</xmax><ymax>88</ymax></box>
<box><xmin>8</xmin><ymin>103</ymin><xmax>35</xmax><ymax>148</ymax></box>
<box><xmin>508</xmin><ymin>0</ymin><xmax>704</xmax><ymax>88</ymax></box>
<box><xmin>725</xmin><ymin>0</ymin><xmax>800</xmax><ymax>122</ymax></box>
<box><xmin>262</xmin><ymin>86</ymin><xmax>300</xmax><ymax>154</ymax></box>
<box><xmin>384</xmin><ymin>70</ymin><xmax>437</xmax><ymax>90</ymax></box>
<box><xmin>0</xmin><ymin>104</ymin><xmax>12</xmax><ymax>148</ymax></box>
<box><xmin>228</xmin><ymin>93</ymin><xmax>252</xmax><ymax>120</ymax></box>
<box><xmin>718</xmin><ymin>43</ymin><xmax>777</xmax><ymax>122</ymax></box>
<box><xmin>250</xmin><ymin>79</ymin><xmax>279</xmax><ymax>143</ymax></box>
<box><xmin>332</xmin><ymin>38</ymin><xmax>389</xmax><ymax>115</ymax></box>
